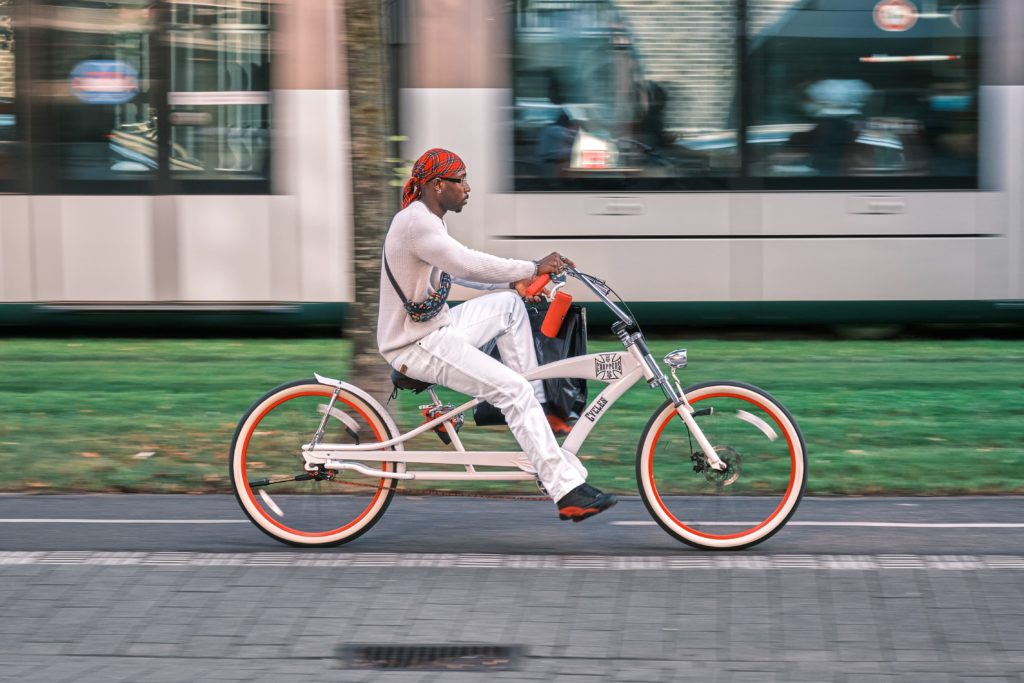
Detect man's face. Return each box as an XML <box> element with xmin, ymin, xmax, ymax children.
<box><xmin>435</xmin><ymin>171</ymin><xmax>470</xmax><ymax>213</ymax></box>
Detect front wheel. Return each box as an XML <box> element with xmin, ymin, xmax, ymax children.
<box><xmin>229</xmin><ymin>379</ymin><xmax>400</xmax><ymax>547</ymax></box>
<box><xmin>636</xmin><ymin>381</ymin><xmax>806</xmax><ymax>550</ymax></box>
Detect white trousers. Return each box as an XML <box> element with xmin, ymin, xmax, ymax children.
<box><xmin>389</xmin><ymin>290</ymin><xmax>587</xmax><ymax>502</ymax></box>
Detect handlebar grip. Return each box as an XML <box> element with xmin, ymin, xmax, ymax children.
<box><xmin>540</xmin><ymin>291</ymin><xmax>573</xmax><ymax>338</ymax></box>
<box><xmin>524</xmin><ymin>274</ymin><xmax>551</xmax><ymax>297</ymax></box>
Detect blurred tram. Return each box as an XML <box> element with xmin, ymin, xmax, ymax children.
<box><xmin>0</xmin><ymin>0</ymin><xmax>1021</xmax><ymax>329</ymax></box>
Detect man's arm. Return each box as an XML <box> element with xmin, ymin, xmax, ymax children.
<box><xmin>414</xmin><ymin>225</ymin><xmax>535</xmax><ymax>284</ymax></box>
<box><xmin>450</xmin><ymin>276</ymin><xmax>509</xmax><ymax>291</ymax></box>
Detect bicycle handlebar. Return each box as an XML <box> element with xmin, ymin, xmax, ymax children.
<box><xmin>523</xmin><ymin>267</ymin><xmax>635</xmax><ymax>329</ymax></box>
<box><xmin>570</xmin><ymin>267</ymin><xmax>634</xmax><ymax>328</ymax></box>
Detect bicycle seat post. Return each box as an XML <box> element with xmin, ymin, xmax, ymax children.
<box><xmin>426</xmin><ymin>387</ymin><xmax>442</xmax><ymax>408</ymax></box>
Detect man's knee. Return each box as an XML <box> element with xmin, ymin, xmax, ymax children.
<box><xmin>496</xmin><ymin>289</ymin><xmax>528</xmax><ymax>324</ymax></box>
<box><xmin>495</xmin><ymin>373</ymin><xmax>536</xmax><ymax>409</ymax></box>
<box><xmin>476</xmin><ymin>289</ymin><xmax>527</xmax><ymax>335</ymax></box>
<box><xmin>492</xmin><ymin>288</ymin><xmax>522</xmax><ymax>311</ymax></box>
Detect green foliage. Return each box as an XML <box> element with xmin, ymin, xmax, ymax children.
<box><xmin>386</xmin><ymin>137</ymin><xmax>413</xmax><ymax>187</ymax></box>
<box><xmin>0</xmin><ymin>336</ymin><xmax>1021</xmax><ymax>494</ymax></box>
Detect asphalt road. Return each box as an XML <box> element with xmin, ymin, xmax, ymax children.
<box><xmin>0</xmin><ymin>494</ymin><xmax>1021</xmax><ymax>555</ymax></box>
<box><xmin>2</xmin><ymin>495</ymin><xmax>1023</xmax><ymax>682</ymax></box>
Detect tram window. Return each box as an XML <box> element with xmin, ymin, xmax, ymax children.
<box><xmin>29</xmin><ymin>0</ymin><xmax>270</xmax><ymax>193</ymax></box>
<box><xmin>167</xmin><ymin>0</ymin><xmax>270</xmax><ymax>182</ymax></box>
<box><xmin>36</xmin><ymin>1</ymin><xmax>156</xmax><ymax>184</ymax></box>
<box><xmin>0</xmin><ymin>1</ymin><xmax>14</xmax><ymax>186</ymax></box>
<box><xmin>747</xmin><ymin>0</ymin><xmax>979</xmax><ymax>183</ymax></box>
<box><xmin>512</xmin><ymin>0</ymin><xmax>740</xmax><ymax>189</ymax></box>
<box><xmin>513</xmin><ymin>0</ymin><xmax>980</xmax><ymax>190</ymax></box>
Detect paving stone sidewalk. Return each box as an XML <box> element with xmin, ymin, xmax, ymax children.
<box><xmin>2</xmin><ymin>560</ymin><xmax>1023</xmax><ymax>682</ymax></box>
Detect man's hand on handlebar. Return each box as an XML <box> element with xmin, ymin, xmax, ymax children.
<box><xmin>514</xmin><ymin>252</ymin><xmax>575</xmax><ymax>302</ymax></box>
<box><xmin>534</xmin><ymin>252</ymin><xmax>575</xmax><ymax>276</ymax></box>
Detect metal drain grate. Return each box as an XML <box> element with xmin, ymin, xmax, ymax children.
<box><xmin>340</xmin><ymin>644</ymin><xmax>521</xmax><ymax>671</ymax></box>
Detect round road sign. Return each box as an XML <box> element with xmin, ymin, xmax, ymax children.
<box><xmin>874</xmin><ymin>0</ymin><xmax>919</xmax><ymax>32</ymax></box>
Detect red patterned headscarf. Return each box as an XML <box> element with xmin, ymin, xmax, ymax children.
<box><xmin>402</xmin><ymin>148</ymin><xmax>466</xmax><ymax>209</ymax></box>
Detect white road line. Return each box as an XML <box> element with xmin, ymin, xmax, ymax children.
<box><xmin>0</xmin><ymin>519</ymin><xmax>1019</xmax><ymax>528</ymax></box>
<box><xmin>611</xmin><ymin>521</ymin><xmax>1024</xmax><ymax>528</ymax></box>
<box><xmin>0</xmin><ymin>551</ymin><xmax>1022</xmax><ymax>571</ymax></box>
<box><xmin>795</xmin><ymin>522</ymin><xmax>1024</xmax><ymax>528</ymax></box>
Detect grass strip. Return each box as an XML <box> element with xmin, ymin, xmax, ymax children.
<box><xmin>0</xmin><ymin>337</ymin><xmax>1021</xmax><ymax>495</ymax></box>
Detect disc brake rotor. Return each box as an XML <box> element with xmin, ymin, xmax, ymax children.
<box><xmin>703</xmin><ymin>446</ymin><xmax>741</xmax><ymax>486</ymax></box>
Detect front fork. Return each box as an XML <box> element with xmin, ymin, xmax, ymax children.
<box><xmin>618</xmin><ymin>326</ymin><xmax>727</xmax><ymax>471</ymax></box>
<box><xmin>670</xmin><ymin>400</ymin><xmax>726</xmax><ymax>471</ymax></box>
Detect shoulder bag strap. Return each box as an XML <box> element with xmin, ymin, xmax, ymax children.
<box><xmin>382</xmin><ymin>249</ymin><xmax>410</xmax><ymax>305</ymax></box>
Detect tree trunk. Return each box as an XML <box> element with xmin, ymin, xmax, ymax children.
<box><xmin>344</xmin><ymin>0</ymin><xmax>395</xmax><ymax>404</ymax></box>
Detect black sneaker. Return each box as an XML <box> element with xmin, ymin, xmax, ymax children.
<box><xmin>557</xmin><ymin>483</ymin><xmax>618</xmax><ymax>523</ymax></box>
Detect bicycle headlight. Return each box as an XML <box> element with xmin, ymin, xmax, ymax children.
<box><xmin>663</xmin><ymin>348</ymin><xmax>688</xmax><ymax>369</ymax></box>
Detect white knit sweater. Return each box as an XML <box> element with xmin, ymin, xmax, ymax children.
<box><xmin>376</xmin><ymin>201</ymin><xmax>536</xmax><ymax>362</ymax></box>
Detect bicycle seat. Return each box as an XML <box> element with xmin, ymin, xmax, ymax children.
<box><xmin>390</xmin><ymin>368</ymin><xmax>434</xmax><ymax>394</ymax></box>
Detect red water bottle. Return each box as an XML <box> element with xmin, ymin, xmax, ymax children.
<box><xmin>541</xmin><ymin>291</ymin><xmax>572</xmax><ymax>337</ymax></box>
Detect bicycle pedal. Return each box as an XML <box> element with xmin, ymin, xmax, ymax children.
<box><xmin>420</xmin><ymin>403</ymin><xmax>464</xmax><ymax>445</ymax></box>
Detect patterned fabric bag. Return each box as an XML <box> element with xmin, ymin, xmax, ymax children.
<box><xmin>383</xmin><ymin>252</ymin><xmax>451</xmax><ymax>322</ymax></box>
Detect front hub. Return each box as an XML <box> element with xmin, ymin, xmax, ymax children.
<box><xmin>692</xmin><ymin>446</ymin><xmax>742</xmax><ymax>486</ymax></box>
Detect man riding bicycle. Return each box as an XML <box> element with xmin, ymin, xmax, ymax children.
<box><xmin>377</xmin><ymin>148</ymin><xmax>617</xmax><ymax>522</ymax></box>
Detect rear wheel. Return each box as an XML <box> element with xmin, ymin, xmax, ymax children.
<box><xmin>229</xmin><ymin>380</ymin><xmax>399</xmax><ymax>547</ymax></box>
<box><xmin>636</xmin><ymin>381</ymin><xmax>806</xmax><ymax>550</ymax></box>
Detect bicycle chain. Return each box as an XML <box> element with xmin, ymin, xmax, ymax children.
<box><xmin>334</xmin><ymin>477</ymin><xmax>550</xmax><ymax>502</ymax></box>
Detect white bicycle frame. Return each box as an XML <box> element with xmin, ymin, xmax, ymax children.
<box><xmin>302</xmin><ymin>270</ymin><xmax>726</xmax><ymax>482</ymax></box>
